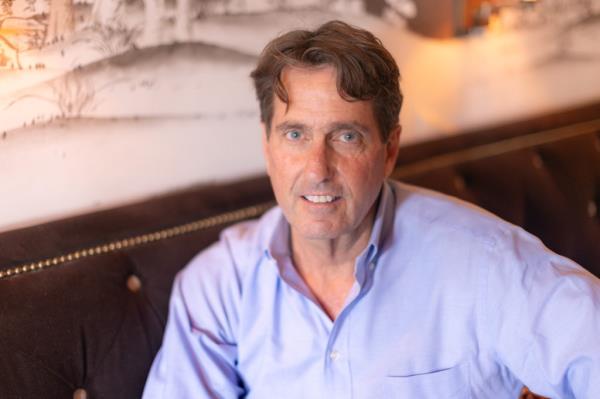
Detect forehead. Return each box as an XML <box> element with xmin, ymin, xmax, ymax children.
<box><xmin>279</xmin><ymin>66</ymin><xmax>338</xmax><ymax>99</ymax></box>
<box><xmin>274</xmin><ymin>66</ymin><xmax>377</xmax><ymax>126</ymax></box>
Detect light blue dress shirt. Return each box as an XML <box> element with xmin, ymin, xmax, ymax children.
<box><xmin>142</xmin><ymin>180</ymin><xmax>600</xmax><ymax>399</ymax></box>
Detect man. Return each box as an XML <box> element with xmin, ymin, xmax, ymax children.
<box><xmin>143</xmin><ymin>21</ymin><xmax>600</xmax><ymax>398</ymax></box>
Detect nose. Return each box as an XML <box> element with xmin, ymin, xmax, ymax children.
<box><xmin>305</xmin><ymin>139</ymin><xmax>333</xmax><ymax>182</ymax></box>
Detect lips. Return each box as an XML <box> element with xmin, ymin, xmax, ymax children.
<box><xmin>302</xmin><ymin>195</ymin><xmax>341</xmax><ymax>203</ymax></box>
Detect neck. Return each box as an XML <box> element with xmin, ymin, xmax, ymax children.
<box><xmin>290</xmin><ymin>221</ymin><xmax>373</xmax><ymax>272</ymax></box>
<box><xmin>289</xmin><ymin>205</ymin><xmax>377</xmax><ymax>320</ymax></box>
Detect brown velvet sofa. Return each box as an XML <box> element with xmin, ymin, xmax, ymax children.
<box><xmin>1</xmin><ymin>102</ymin><xmax>599</xmax><ymax>399</ymax></box>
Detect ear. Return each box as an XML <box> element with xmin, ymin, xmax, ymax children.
<box><xmin>384</xmin><ymin>125</ymin><xmax>401</xmax><ymax>178</ymax></box>
<box><xmin>261</xmin><ymin>122</ymin><xmax>271</xmax><ymax>176</ymax></box>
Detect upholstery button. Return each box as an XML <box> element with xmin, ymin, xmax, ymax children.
<box><xmin>73</xmin><ymin>388</ymin><xmax>87</xmax><ymax>399</ymax></box>
<box><xmin>588</xmin><ymin>201</ymin><xmax>598</xmax><ymax>218</ymax></box>
<box><xmin>127</xmin><ymin>274</ymin><xmax>142</xmax><ymax>293</ymax></box>
<box><xmin>532</xmin><ymin>153</ymin><xmax>544</xmax><ymax>170</ymax></box>
<box><xmin>453</xmin><ymin>175</ymin><xmax>466</xmax><ymax>191</ymax></box>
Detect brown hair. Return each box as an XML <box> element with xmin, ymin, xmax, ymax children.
<box><xmin>250</xmin><ymin>20</ymin><xmax>402</xmax><ymax>142</ymax></box>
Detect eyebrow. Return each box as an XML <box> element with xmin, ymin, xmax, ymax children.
<box><xmin>274</xmin><ymin>120</ymin><xmax>370</xmax><ymax>134</ymax></box>
<box><xmin>275</xmin><ymin>121</ymin><xmax>307</xmax><ymax>134</ymax></box>
<box><xmin>327</xmin><ymin>121</ymin><xmax>370</xmax><ymax>134</ymax></box>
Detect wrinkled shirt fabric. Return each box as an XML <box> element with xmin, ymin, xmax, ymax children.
<box><xmin>143</xmin><ymin>180</ymin><xmax>600</xmax><ymax>399</ymax></box>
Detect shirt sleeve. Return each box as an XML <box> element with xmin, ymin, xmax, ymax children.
<box><xmin>487</xmin><ymin>228</ymin><xmax>600</xmax><ymax>399</ymax></box>
<box><xmin>142</xmin><ymin>240</ymin><xmax>246</xmax><ymax>399</ymax></box>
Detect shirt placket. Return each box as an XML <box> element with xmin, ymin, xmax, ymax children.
<box><xmin>323</xmin><ymin>253</ymin><xmax>376</xmax><ymax>399</ymax></box>
<box><xmin>323</xmin><ymin>308</ymin><xmax>353</xmax><ymax>399</ymax></box>
<box><xmin>267</xmin><ymin>235</ymin><xmax>378</xmax><ymax>399</ymax></box>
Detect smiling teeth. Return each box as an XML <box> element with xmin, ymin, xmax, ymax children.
<box><xmin>304</xmin><ymin>195</ymin><xmax>337</xmax><ymax>203</ymax></box>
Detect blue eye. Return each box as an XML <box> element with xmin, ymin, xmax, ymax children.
<box><xmin>286</xmin><ymin>130</ymin><xmax>302</xmax><ymax>140</ymax></box>
<box><xmin>340</xmin><ymin>132</ymin><xmax>358</xmax><ymax>143</ymax></box>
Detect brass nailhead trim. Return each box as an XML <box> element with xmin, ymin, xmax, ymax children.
<box><xmin>0</xmin><ymin>202</ymin><xmax>275</xmax><ymax>281</ymax></box>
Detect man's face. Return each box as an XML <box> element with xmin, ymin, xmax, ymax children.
<box><xmin>262</xmin><ymin>66</ymin><xmax>400</xmax><ymax>243</ymax></box>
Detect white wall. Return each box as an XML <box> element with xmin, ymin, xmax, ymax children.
<box><xmin>1</xmin><ymin>7</ymin><xmax>600</xmax><ymax>232</ymax></box>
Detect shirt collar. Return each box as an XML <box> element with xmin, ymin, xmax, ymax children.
<box><xmin>265</xmin><ymin>213</ymin><xmax>291</xmax><ymax>265</ymax></box>
<box><xmin>364</xmin><ymin>179</ymin><xmax>395</xmax><ymax>263</ymax></box>
<box><xmin>353</xmin><ymin>180</ymin><xmax>395</xmax><ymax>286</ymax></box>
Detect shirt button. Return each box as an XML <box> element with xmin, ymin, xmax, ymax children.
<box><xmin>329</xmin><ymin>350</ymin><xmax>341</xmax><ymax>361</ymax></box>
<box><xmin>369</xmin><ymin>262</ymin><xmax>376</xmax><ymax>270</ymax></box>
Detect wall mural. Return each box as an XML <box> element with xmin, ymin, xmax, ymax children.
<box><xmin>1</xmin><ymin>0</ymin><xmax>599</xmax><ymax>233</ymax></box>
<box><xmin>0</xmin><ymin>0</ymin><xmax>416</xmax><ymax>136</ymax></box>
<box><xmin>1</xmin><ymin>0</ymin><xmax>599</xmax><ymax>136</ymax></box>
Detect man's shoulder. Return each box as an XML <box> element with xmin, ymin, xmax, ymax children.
<box><xmin>389</xmin><ymin>181</ymin><xmax>588</xmax><ymax>276</ymax></box>
<box><xmin>390</xmin><ymin>180</ymin><xmax>527</xmax><ymax>250</ymax></box>
<box><xmin>179</xmin><ymin>205</ymin><xmax>282</xmax><ymax>285</ymax></box>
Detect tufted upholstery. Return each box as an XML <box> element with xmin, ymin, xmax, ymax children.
<box><xmin>0</xmin><ymin>178</ymin><xmax>274</xmax><ymax>399</ymax></box>
<box><xmin>1</xmin><ymin>101</ymin><xmax>599</xmax><ymax>398</ymax></box>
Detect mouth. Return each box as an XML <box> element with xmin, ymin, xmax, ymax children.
<box><xmin>302</xmin><ymin>195</ymin><xmax>341</xmax><ymax>204</ymax></box>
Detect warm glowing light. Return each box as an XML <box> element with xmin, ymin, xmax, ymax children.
<box><xmin>488</xmin><ymin>13</ymin><xmax>503</xmax><ymax>32</ymax></box>
<box><xmin>0</xmin><ymin>28</ymin><xmax>25</xmax><ymax>36</ymax></box>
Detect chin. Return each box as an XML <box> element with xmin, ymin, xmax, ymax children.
<box><xmin>293</xmin><ymin>223</ymin><xmax>345</xmax><ymax>241</ymax></box>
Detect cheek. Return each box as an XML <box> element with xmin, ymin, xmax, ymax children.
<box><xmin>343</xmin><ymin>155</ymin><xmax>386</xmax><ymax>202</ymax></box>
<box><xmin>269</xmin><ymin>153</ymin><xmax>298</xmax><ymax>191</ymax></box>
<box><xmin>349</xmin><ymin>153</ymin><xmax>386</xmax><ymax>182</ymax></box>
